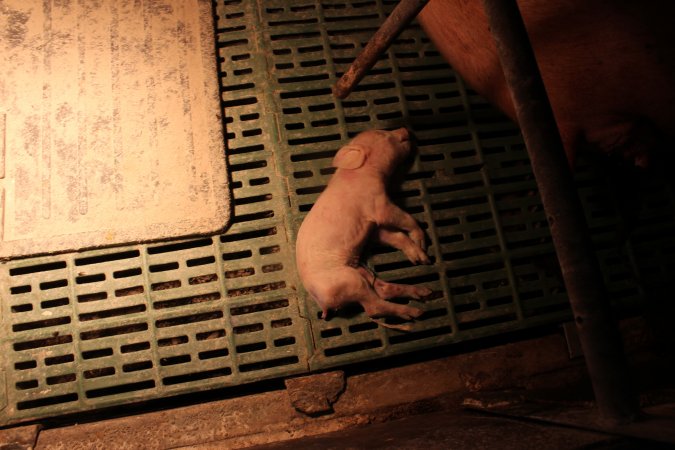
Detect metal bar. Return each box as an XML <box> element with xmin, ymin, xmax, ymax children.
<box><xmin>332</xmin><ymin>0</ymin><xmax>429</xmax><ymax>99</ymax></box>
<box><xmin>480</xmin><ymin>0</ymin><xmax>640</xmax><ymax>425</ymax></box>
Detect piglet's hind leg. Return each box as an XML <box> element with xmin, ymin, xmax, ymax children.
<box><xmin>359</xmin><ymin>289</ymin><xmax>423</xmax><ymax>321</ymax></box>
<box><xmin>373</xmin><ymin>278</ymin><xmax>432</xmax><ymax>300</ymax></box>
<box><xmin>356</xmin><ymin>265</ymin><xmax>430</xmax><ymax>302</ymax></box>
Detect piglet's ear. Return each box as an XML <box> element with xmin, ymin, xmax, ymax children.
<box><xmin>332</xmin><ymin>145</ymin><xmax>366</xmax><ymax>170</ymax></box>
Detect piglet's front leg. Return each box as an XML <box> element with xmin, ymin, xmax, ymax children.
<box><xmin>376</xmin><ymin>202</ymin><xmax>428</xmax><ymax>255</ymax></box>
<box><xmin>375</xmin><ymin>228</ymin><xmax>431</xmax><ymax>265</ymax></box>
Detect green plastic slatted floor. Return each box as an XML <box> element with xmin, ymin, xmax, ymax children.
<box><xmin>1</xmin><ymin>0</ymin><xmax>674</xmax><ymax>426</ymax></box>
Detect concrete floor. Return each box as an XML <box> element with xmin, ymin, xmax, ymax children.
<box><xmin>244</xmin><ymin>408</ymin><xmax>657</xmax><ymax>450</ymax></box>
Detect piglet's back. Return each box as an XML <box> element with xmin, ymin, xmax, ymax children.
<box><xmin>296</xmin><ymin>182</ymin><xmax>374</xmax><ymax>272</ymax></box>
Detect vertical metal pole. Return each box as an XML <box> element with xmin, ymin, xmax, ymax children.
<box><xmin>481</xmin><ymin>0</ymin><xmax>639</xmax><ymax>424</ymax></box>
<box><xmin>332</xmin><ymin>0</ymin><xmax>429</xmax><ymax>99</ymax></box>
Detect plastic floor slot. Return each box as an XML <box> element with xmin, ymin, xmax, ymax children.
<box><xmin>0</xmin><ymin>0</ymin><xmax>673</xmax><ymax>427</ymax></box>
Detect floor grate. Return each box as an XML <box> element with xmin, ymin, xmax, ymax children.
<box><xmin>0</xmin><ymin>0</ymin><xmax>673</xmax><ymax>426</ymax></box>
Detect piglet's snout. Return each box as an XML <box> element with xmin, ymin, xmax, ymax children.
<box><xmin>391</xmin><ymin>127</ymin><xmax>412</xmax><ymax>161</ymax></box>
<box><xmin>394</xmin><ymin>127</ymin><xmax>410</xmax><ymax>143</ymax></box>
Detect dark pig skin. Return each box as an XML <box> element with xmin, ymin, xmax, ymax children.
<box><xmin>418</xmin><ymin>0</ymin><xmax>675</xmax><ymax>167</ymax></box>
<box><xmin>295</xmin><ymin>128</ymin><xmax>432</xmax><ymax>323</ymax></box>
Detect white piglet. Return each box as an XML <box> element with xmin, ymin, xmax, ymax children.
<box><xmin>296</xmin><ymin>128</ymin><xmax>432</xmax><ymax>327</ymax></box>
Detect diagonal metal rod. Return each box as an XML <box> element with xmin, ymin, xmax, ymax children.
<box><xmin>332</xmin><ymin>0</ymin><xmax>429</xmax><ymax>99</ymax></box>
<box><xmin>481</xmin><ymin>0</ymin><xmax>639</xmax><ymax>425</ymax></box>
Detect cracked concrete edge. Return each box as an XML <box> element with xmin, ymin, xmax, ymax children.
<box><xmin>284</xmin><ymin>371</ymin><xmax>346</xmax><ymax>416</ymax></box>
<box><xmin>0</xmin><ymin>424</ymin><xmax>41</xmax><ymax>450</ymax></box>
<box><xmin>175</xmin><ymin>395</ymin><xmax>460</xmax><ymax>450</ymax></box>
<box><xmin>172</xmin><ymin>414</ymin><xmax>375</xmax><ymax>450</ymax></box>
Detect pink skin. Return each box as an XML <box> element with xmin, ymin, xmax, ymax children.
<box><xmin>418</xmin><ymin>0</ymin><xmax>675</xmax><ymax>168</ymax></box>
<box><xmin>295</xmin><ymin>128</ymin><xmax>432</xmax><ymax>322</ymax></box>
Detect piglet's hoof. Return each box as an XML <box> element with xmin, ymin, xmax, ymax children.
<box><xmin>368</xmin><ymin>301</ymin><xmax>425</xmax><ymax>332</ymax></box>
<box><xmin>370</xmin><ymin>317</ymin><xmax>417</xmax><ymax>332</ymax></box>
<box><xmin>411</xmin><ymin>286</ymin><xmax>433</xmax><ymax>300</ymax></box>
<box><xmin>406</xmin><ymin>245</ymin><xmax>431</xmax><ymax>265</ymax></box>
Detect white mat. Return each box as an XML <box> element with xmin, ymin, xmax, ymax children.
<box><xmin>0</xmin><ymin>0</ymin><xmax>230</xmax><ymax>258</ymax></box>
